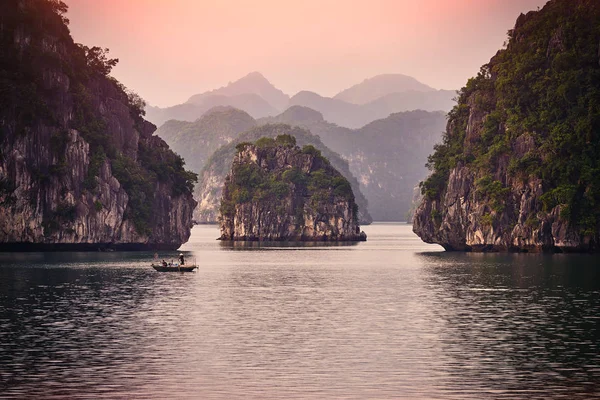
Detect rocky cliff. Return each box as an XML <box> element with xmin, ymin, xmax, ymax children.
<box><xmin>0</xmin><ymin>0</ymin><xmax>197</xmax><ymax>250</ymax></box>
<box><xmin>219</xmin><ymin>135</ymin><xmax>366</xmax><ymax>241</ymax></box>
<box><xmin>195</xmin><ymin>124</ymin><xmax>372</xmax><ymax>225</ymax></box>
<box><xmin>414</xmin><ymin>0</ymin><xmax>600</xmax><ymax>252</ymax></box>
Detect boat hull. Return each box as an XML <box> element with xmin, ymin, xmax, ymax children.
<box><xmin>151</xmin><ymin>264</ymin><xmax>197</xmax><ymax>272</ymax></box>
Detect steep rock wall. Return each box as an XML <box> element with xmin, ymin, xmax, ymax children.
<box><xmin>414</xmin><ymin>0</ymin><xmax>600</xmax><ymax>252</ymax></box>
<box><xmin>0</xmin><ymin>0</ymin><xmax>196</xmax><ymax>250</ymax></box>
<box><xmin>219</xmin><ymin>137</ymin><xmax>366</xmax><ymax>241</ymax></box>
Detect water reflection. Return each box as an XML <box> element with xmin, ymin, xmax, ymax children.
<box><xmin>419</xmin><ymin>251</ymin><xmax>600</xmax><ymax>398</ymax></box>
<box><xmin>219</xmin><ymin>240</ymin><xmax>360</xmax><ymax>250</ymax></box>
<box><xmin>1</xmin><ymin>225</ymin><xmax>599</xmax><ymax>399</ymax></box>
<box><xmin>0</xmin><ymin>267</ymin><xmax>169</xmax><ymax>398</ymax></box>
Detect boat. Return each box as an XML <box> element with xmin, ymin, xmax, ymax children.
<box><xmin>151</xmin><ymin>263</ymin><xmax>198</xmax><ymax>272</ymax></box>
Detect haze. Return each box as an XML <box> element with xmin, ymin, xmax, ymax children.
<box><xmin>65</xmin><ymin>0</ymin><xmax>547</xmax><ymax>107</ymax></box>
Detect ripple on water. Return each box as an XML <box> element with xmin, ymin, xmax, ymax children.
<box><xmin>0</xmin><ymin>224</ymin><xmax>599</xmax><ymax>399</ymax></box>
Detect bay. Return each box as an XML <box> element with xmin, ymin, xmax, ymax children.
<box><xmin>0</xmin><ymin>223</ymin><xmax>599</xmax><ymax>399</ymax></box>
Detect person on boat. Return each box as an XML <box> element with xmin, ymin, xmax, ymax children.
<box><xmin>179</xmin><ymin>253</ymin><xmax>185</xmax><ymax>265</ymax></box>
<box><xmin>162</xmin><ymin>259</ymin><xmax>167</xmax><ymax>267</ymax></box>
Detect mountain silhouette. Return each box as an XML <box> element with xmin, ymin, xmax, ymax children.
<box><xmin>187</xmin><ymin>71</ymin><xmax>289</xmax><ymax>111</ymax></box>
<box><xmin>334</xmin><ymin>74</ymin><xmax>436</xmax><ymax>104</ymax></box>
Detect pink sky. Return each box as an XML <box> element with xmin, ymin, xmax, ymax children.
<box><xmin>65</xmin><ymin>0</ymin><xmax>548</xmax><ymax>107</ymax></box>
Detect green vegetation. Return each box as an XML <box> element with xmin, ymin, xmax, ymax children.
<box><xmin>0</xmin><ymin>0</ymin><xmax>198</xmax><ymax>237</ymax></box>
<box><xmin>480</xmin><ymin>213</ymin><xmax>495</xmax><ymax>227</ymax></box>
<box><xmin>220</xmin><ymin>135</ymin><xmax>357</xmax><ymax>222</ymax></box>
<box><xmin>69</xmin><ymin>80</ymin><xmax>198</xmax><ymax>232</ymax></box>
<box><xmin>430</xmin><ymin>209</ymin><xmax>442</xmax><ymax>229</ymax></box>
<box><xmin>200</xmin><ymin>123</ymin><xmax>370</xmax><ymax>222</ymax></box>
<box><xmin>42</xmin><ymin>201</ymin><xmax>76</xmax><ymax>236</ymax></box>
<box><xmin>110</xmin><ymin>155</ymin><xmax>153</xmax><ymax>235</ymax></box>
<box><xmin>77</xmin><ymin>45</ymin><xmax>119</xmax><ymax>76</ymax></box>
<box><xmin>138</xmin><ymin>141</ymin><xmax>198</xmax><ymax>197</ymax></box>
<box><xmin>235</xmin><ymin>142</ymin><xmax>252</xmax><ymax>153</ymax></box>
<box><xmin>422</xmin><ymin>0</ymin><xmax>600</xmax><ymax>236</ymax></box>
<box><xmin>301</xmin><ymin>145</ymin><xmax>322</xmax><ymax>157</ymax></box>
<box><xmin>525</xmin><ymin>213</ymin><xmax>540</xmax><ymax>229</ymax></box>
<box><xmin>475</xmin><ymin>176</ymin><xmax>511</xmax><ymax>213</ymax></box>
<box><xmin>84</xmin><ymin>147</ymin><xmax>106</xmax><ymax>190</ymax></box>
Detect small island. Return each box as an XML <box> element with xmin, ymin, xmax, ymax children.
<box><xmin>219</xmin><ymin>134</ymin><xmax>367</xmax><ymax>241</ymax></box>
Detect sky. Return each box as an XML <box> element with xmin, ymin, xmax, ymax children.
<box><xmin>65</xmin><ymin>0</ymin><xmax>548</xmax><ymax>107</ymax></box>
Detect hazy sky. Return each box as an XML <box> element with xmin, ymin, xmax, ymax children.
<box><xmin>65</xmin><ymin>0</ymin><xmax>548</xmax><ymax>107</ymax></box>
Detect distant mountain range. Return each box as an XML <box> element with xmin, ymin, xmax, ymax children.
<box><xmin>145</xmin><ymin>72</ymin><xmax>455</xmax><ymax>128</ymax></box>
<box><xmin>287</xmin><ymin>89</ymin><xmax>454</xmax><ymax>128</ymax></box>
<box><xmin>186</xmin><ymin>71</ymin><xmax>290</xmax><ymax>111</ymax></box>
<box><xmin>155</xmin><ymin>107</ymin><xmax>257</xmax><ymax>173</ymax></box>
<box><xmin>156</xmin><ymin>105</ymin><xmax>446</xmax><ymax>221</ymax></box>
<box><xmin>333</xmin><ymin>73</ymin><xmax>437</xmax><ymax>104</ymax></box>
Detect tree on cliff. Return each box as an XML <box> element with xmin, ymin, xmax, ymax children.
<box><xmin>416</xmin><ymin>0</ymin><xmax>600</xmax><ymax>251</ymax></box>
<box><xmin>0</xmin><ymin>0</ymin><xmax>197</xmax><ymax>249</ymax></box>
<box><xmin>78</xmin><ymin>45</ymin><xmax>119</xmax><ymax>76</ymax></box>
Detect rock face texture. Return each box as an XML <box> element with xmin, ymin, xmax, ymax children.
<box><xmin>219</xmin><ymin>135</ymin><xmax>366</xmax><ymax>241</ymax></box>
<box><xmin>0</xmin><ymin>0</ymin><xmax>196</xmax><ymax>250</ymax></box>
<box><xmin>414</xmin><ymin>0</ymin><xmax>600</xmax><ymax>252</ymax></box>
<box><xmin>194</xmin><ymin>124</ymin><xmax>372</xmax><ymax>225</ymax></box>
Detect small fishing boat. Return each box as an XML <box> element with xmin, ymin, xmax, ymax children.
<box><xmin>151</xmin><ymin>263</ymin><xmax>198</xmax><ymax>272</ymax></box>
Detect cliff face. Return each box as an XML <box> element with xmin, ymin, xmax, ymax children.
<box><xmin>414</xmin><ymin>0</ymin><xmax>600</xmax><ymax>252</ymax></box>
<box><xmin>0</xmin><ymin>0</ymin><xmax>196</xmax><ymax>250</ymax></box>
<box><xmin>195</xmin><ymin>124</ymin><xmax>372</xmax><ymax>225</ymax></box>
<box><xmin>219</xmin><ymin>135</ymin><xmax>366</xmax><ymax>241</ymax></box>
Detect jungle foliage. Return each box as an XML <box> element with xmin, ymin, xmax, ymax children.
<box><xmin>421</xmin><ymin>0</ymin><xmax>600</xmax><ymax>235</ymax></box>
<box><xmin>220</xmin><ymin>135</ymin><xmax>356</xmax><ymax>221</ymax></box>
<box><xmin>0</xmin><ymin>0</ymin><xmax>198</xmax><ymax>236</ymax></box>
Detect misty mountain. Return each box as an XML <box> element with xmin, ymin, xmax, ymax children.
<box><xmin>145</xmin><ymin>92</ymin><xmax>278</xmax><ymax>127</ymax></box>
<box><xmin>155</xmin><ymin>107</ymin><xmax>257</xmax><ymax>173</ymax></box>
<box><xmin>287</xmin><ymin>91</ymin><xmax>366</xmax><ymax>128</ymax></box>
<box><xmin>261</xmin><ymin>106</ymin><xmax>448</xmax><ymax>221</ymax></box>
<box><xmin>187</xmin><ymin>71</ymin><xmax>290</xmax><ymax>111</ymax></box>
<box><xmin>351</xmin><ymin>110</ymin><xmax>446</xmax><ymax>221</ymax></box>
<box><xmin>157</xmin><ymin>103</ymin><xmax>445</xmax><ymax>221</ymax></box>
<box><xmin>154</xmin><ymin>106</ymin><xmax>372</xmax><ymax>224</ymax></box>
<box><xmin>146</xmin><ymin>71</ymin><xmax>454</xmax><ymax>130</ymax></box>
<box><xmin>364</xmin><ymin>89</ymin><xmax>456</xmax><ymax>118</ymax></box>
<box><xmin>195</xmin><ymin>124</ymin><xmax>372</xmax><ymax>225</ymax></box>
<box><xmin>261</xmin><ymin>106</ymin><xmax>446</xmax><ymax>220</ymax></box>
<box><xmin>333</xmin><ymin>74</ymin><xmax>436</xmax><ymax>104</ymax></box>
<box><xmin>288</xmin><ymin>89</ymin><xmax>454</xmax><ymax>129</ymax></box>
<box><xmin>258</xmin><ymin>105</ymin><xmax>353</xmax><ymax>152</ymax></box>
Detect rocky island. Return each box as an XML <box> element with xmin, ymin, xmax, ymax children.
<box><xmin>414</xmin><ymin>0</ymin><xmax>600</xmax><ymax>252</ymax></box>
<box><xmin>219</xmin><ymin>135</ymin><xmax>366</xmax><ymax>241</ymax></box>
<box><xmin>0</xmin><ymin>0</ymin><xmax>197</xmax><ymax>250</ymax></box>
<box><xmin>195</xmin><ymin>123</ymin><xmax>372</xmax><ymax>225</ymax></box>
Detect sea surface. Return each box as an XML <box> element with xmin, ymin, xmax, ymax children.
<box><xmin>0</xmin><ymin>223</ymin><xmax>599</xmax><ymax>399</ymax></box>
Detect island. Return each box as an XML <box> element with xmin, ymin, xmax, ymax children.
<box><xmin>219</xmin><ymin>134</ymin><xmax>367</xmax><ymax>241</ymax></box>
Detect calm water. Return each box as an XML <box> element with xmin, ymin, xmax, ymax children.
<box><xmin>1</xmin><ymin>224</ymin><xmax>599</xmax><ymax>399</ymax></box>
